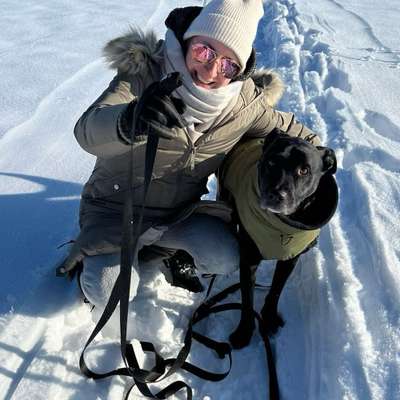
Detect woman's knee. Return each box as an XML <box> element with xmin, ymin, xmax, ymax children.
<box><xmin>159</xmin><ymin>214</ymin><xmax>240</xmax><ymax>275</ymax></box>
<box><xmin>79</xmin><ymin>253</ymin><xmax>139</xmax><ymax>308</ymax></box>
<box><xmin>194</xmin><ymin>239</ymin><xmax>239</xmax><ymax>275</ymax></box>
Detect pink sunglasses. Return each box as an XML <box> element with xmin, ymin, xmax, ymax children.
<box><xmin>190</xmin><ymin>43</ymin><xmax>241</xmax><ymax>80</ymax></box>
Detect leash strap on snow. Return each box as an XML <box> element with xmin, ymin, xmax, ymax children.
<box><xmin>193</xmin><ymin>282</ymin><xmax>280</xmax><ymax>400</ymax></box>
<box><xmin>122</xmin><ymin>281</ymin><xmax>279</xmax><ymax>400</ymax></box>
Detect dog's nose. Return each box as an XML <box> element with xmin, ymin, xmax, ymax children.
<box><xmin>278</xmin><ymin>190</ymin><xmax>288</xmax><ymax>199</ymax></box>
<box><xmin>267</xmin><ymin>190</ymin><xmax>287</xmax><ymax>203</ymax></box>
<box><xmin>270</xmin><ymin>190</ymin><xmax>287</xmax><ymax>201</ymax></box>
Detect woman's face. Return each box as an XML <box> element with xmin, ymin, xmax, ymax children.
<box><xmin>185</xmin><ymin>36</ymin><xmax>241</xmax><ymax>89</ymax></box>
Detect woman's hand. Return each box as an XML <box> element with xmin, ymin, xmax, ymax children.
<box><xmin>118</xmin><ymin>72</ymin><xmax>186</xmax><ymax>143</ymax></box>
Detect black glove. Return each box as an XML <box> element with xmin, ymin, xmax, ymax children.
<box><xmin>118</xmin><ymin>72</ymin><xmax>186</xmax><ymax>143</ymax></box>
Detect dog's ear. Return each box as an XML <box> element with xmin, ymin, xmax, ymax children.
<box><xmin>263</xmin><ymin>128</ymin><xmax>285</xmax><ymax>151</ymax></box>
<box><xmin>318</xmin><ymin>147</ymin><xmax>337</xmax><ymax>174</ymax></box>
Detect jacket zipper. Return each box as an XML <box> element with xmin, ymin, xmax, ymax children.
<box><xmin>182</xmin><ymin>125</ymin><xmax>196</xmax><ymax>172</ymax></box>
<box><xmin>190</xmin><ymin>146</ymin><xmax>196</xmax><ymax>171</ymax></box>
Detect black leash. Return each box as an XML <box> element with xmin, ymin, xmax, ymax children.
<box><xmin>78</xmin><ymin>73</ymin><xmax>280</xmax><ymax>399</ymax></box>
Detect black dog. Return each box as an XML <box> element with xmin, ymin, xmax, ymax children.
<box><xmin>218</xmin><ymin>129</ymin><xmax>338</xmax><ymax>349</ymax></box>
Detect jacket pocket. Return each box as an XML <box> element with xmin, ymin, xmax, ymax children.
<box><xmin>82</xmin><ymin>173</ymin><xmax>144</xmax><ymax>204</ymax></box>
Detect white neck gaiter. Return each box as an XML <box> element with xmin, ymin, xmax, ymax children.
<box><xmin>163</xmin><ymin>29</ymin><xmax>243</xmax><ymax>137</ymax></box>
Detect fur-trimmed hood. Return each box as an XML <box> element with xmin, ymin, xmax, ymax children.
<box><xmin>103</xmin><ymin>7</ymin><xmax>284</xmax><ymax>107</ymax></box>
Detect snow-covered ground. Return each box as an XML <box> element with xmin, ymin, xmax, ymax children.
<box><xmin>0</xmin><ymin>0</ymin><xmax>399</xmax><ymax>399</ymax></box>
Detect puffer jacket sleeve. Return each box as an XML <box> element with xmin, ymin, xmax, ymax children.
<box><xmin>74</xmin><ymin>72</ymin><xmax>139</xmax><ymax>158</ymax></box>
<box><xmin>245</xmin><ymin>91</ymin><xmax>321</xmax><ymax>146</ymax></box>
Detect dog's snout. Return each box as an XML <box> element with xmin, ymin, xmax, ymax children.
<box><xmin>267</xmin><ymin>189</ymin><xmax>287</xmax><ymax>203</ymax></box>
<box><xmin>259</xmin><ymin>185</ymin><xmax>293</xmax><ymax>214</ymax></box>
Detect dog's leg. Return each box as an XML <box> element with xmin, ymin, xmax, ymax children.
<box><xmin>261</xmin><ymin>255</ymin><xmax>300</xmax><ymax>335</ymax></box>
<box><xmin>230</xmin><ymin>226</ymin><xmax>261</xmax><ymax>349</ymax></box>
<box><xmin>229</xmin><ymin>261</ymin><xmax>258</xmax><ymax>349</ymax></box>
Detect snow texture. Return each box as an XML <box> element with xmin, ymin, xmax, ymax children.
<box><xmin>0</xmin><ymin>0</ymin><xmax>399</xmax><ymax>399</ymax></box>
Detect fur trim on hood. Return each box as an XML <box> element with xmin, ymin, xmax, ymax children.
<box><xmin>252</xmin><ymin>67</ymin><xmax>285</xmax><ymax>107</ymax></box>
<box><xmin>103</xmin><ymin>28</ymin><xmax>163</xmax><ymax>77</ymax></box>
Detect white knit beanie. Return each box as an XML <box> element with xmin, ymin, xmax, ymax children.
<box><xmin>183</xmin><ymin>0</ymin><xmax>264</xmax><ymax>72</ymax></box>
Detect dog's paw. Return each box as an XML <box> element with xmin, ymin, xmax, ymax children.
<box><xmin>260</xmin><ymin>307</ymin><xmax>285</xmax><ymax>336</ymax></box>
<box><xmin>229</xmin><ymin>319</ymin><xmax>255</xmax><ymax>349</ymax></box>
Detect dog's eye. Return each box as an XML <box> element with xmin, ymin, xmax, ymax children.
<box><xmin>298</xmin><ymin>166</ymin><xmax>310</xmax><ymax>176</ymax></box>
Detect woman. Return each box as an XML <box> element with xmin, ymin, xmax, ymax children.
<box><xmin>57</xmin><ymin>0</ymin><xmax>320</xmax><ymax>308</ymax></box>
